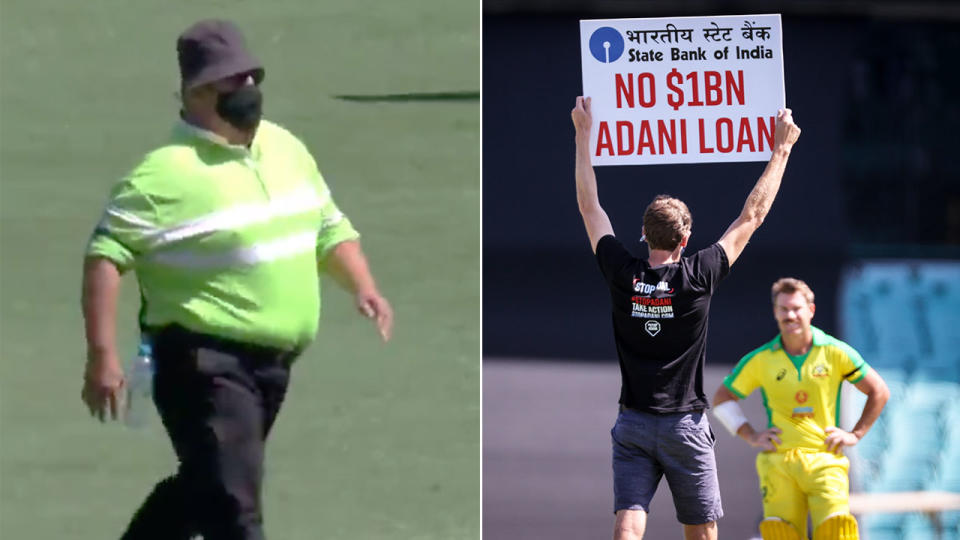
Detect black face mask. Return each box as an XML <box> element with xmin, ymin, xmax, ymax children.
<box><xmin>215</xmin><ymin>85</ymin><xmax>263</xmax><ymax>132</ymax></box>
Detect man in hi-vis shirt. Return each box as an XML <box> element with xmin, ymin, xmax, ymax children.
<box><xmin>571</xmin><ymin>96</ymin><xmax>800</xmax><ymax>540</ymax></box>
<box><xmin>81</xmin><ymin>20</ymin><xmax>393</xmax><ymax>540</ymax></box>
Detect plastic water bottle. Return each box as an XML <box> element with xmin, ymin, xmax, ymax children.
<box><xmin>124</xmin><ymin>339</ymin><xmax>154</xmax><ymax>428</ymax></box>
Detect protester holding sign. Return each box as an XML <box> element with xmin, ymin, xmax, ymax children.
<box><xmin>571</xmin><ymin>95</ymin><xmax>800</xmax><ymax>540</ymax></box>
<box><xmin>580</xmin><ymin>14</ymin><xmax>785</xmax><ymax>166</ymax></box>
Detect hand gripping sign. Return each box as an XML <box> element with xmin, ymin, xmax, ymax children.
<box><xmin>580</xmin><ymin>14</ymin><xmax>784</xmax><ymax>166</ymax></box>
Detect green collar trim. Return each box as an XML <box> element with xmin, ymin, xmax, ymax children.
<box><xmin>784</xmin><ymin>348</ymin><xmax>810</xmax><ymax>377</ymax></box>
<box><xmin>768</xmin><ymin>326</ymin><xmax>825</xmax><ymax>381</ymax></box>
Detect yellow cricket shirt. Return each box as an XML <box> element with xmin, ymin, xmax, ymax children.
<box><xmin>723</xmin><ymin>326</ymin><xmax>871</xmax><ymax>451</ymax></box>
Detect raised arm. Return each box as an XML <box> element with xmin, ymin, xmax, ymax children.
<box><xmin>571</xmin><ymin>96</ymin><xmax>614</xmax><ymax>253</ymax></box>
<box><xmin>717</xmin><ymin>108</ymin><xmax>801</xmax><ymax>266</ymax></box>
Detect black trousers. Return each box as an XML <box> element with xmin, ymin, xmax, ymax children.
<box><xmin>121</xmin><ymin>326</ymin><xmax>298</xmax><ymax>540</ymax></box>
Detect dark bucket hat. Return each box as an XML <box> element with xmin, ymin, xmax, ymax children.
<box><xmin>177</xmin><ymin>19</ymin><xmax>265</xmax><ymax>90</ymax></box>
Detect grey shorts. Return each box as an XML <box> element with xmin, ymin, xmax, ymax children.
<box><xmin>611</xmin><ymin>407</ymin><xmax>723</xmax><ymax>525</ymax></box>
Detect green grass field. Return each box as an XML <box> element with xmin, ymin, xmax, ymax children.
<box><xmin>0</xmin><ymin>1</ymin><xmax>479</xmax><ymax>538</ymax></box>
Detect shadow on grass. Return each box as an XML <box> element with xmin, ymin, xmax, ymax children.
<box><xmin>333</xmin><ymin>90</ymin><xmax>479</xmax><ymax>103</ymax></box>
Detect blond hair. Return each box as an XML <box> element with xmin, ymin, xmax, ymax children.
<box><xmin>771</xmin><ymin>277</ymin><xmax>815</xmax><ymax>306</ymax></box>
<box><xmin>643</xmin><ymin>195</ymin><xmax>692</xmax><ymax>251</ymax></box>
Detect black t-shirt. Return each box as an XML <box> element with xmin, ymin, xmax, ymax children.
<box><xmin>595</xmin><ymin>235</ymin><xmax>729</xmax><ymax>413</ymax></box>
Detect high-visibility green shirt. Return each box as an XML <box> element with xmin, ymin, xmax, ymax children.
<box><xmin>87</xmin><ymin>119</ymin><xmax>360</xmax><ymax>350</ymax></box>
<box><xmin>723</xmin><ymin>326</ymin><xmax>871</xmax><ymax>452</ymax></box>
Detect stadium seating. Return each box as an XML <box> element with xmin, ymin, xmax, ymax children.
<box><xmin>840</xmin><ymin>261</ymin><xmax>960</xmax><ymax>540</ymax></box>
<box><xmin>860</xmin><ymin>513</ymin><xmax>903</xmax><ymax>540</ymax></box>
<box><xmin>901</xmin><ymin>513</ymin><xmax>939</xmax><ymax>539</ymax></box>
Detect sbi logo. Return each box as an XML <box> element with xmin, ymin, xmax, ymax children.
<box><xmin>589</xmin><ymin>27</ymin><xmax>624</xmax><ymax>63</ymax></box>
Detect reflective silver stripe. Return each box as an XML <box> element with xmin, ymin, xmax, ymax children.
<box><xmin>147</xmin><ymin>230</ymin><xmax>318</xmax><ymax>269</ymax></box>
<box><xmin>320</xmin><ymin>211</ymin><xmax>344</xmax><ymax>230</ymax></box>
<box><xmin>145</xmin><ymin>186</ymin><xmax>329</xmax><ymax>249</ymax></box>
<box><xmin>104</xmin><ymin>207</ymin><xmax>160</xmax><ymax>233</ymax></box>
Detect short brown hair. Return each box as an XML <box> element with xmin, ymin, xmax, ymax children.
<box><xmin>771</xmin><ymin>277</ymin><xmax>815</xmax><ymax>306</ymax></box>
<box><xmin>643</xmin><ymin>195</ymin><xmax>692</xmax><ymax>251</ymax></box>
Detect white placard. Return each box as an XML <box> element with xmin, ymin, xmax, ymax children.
<box><xmin>580</xmin><ymin>14</ymin><xmax>784</xmax><ymax>166</ymax></box>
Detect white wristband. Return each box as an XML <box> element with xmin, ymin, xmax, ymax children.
<box><xmin>712</xmin><ymin>400</ymin><xmax>749</xmax><ymax>436</ymax></box>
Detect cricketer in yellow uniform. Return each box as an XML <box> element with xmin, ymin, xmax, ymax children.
<box><xmin>713</xmin><ymin>278</ymin><xmax>889</xmax><ymax>540</ymax></box>
<box><xmin>723</xmin><ymin>326</ymin><xmax>868</xmax><ymax>537</ymax></box>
